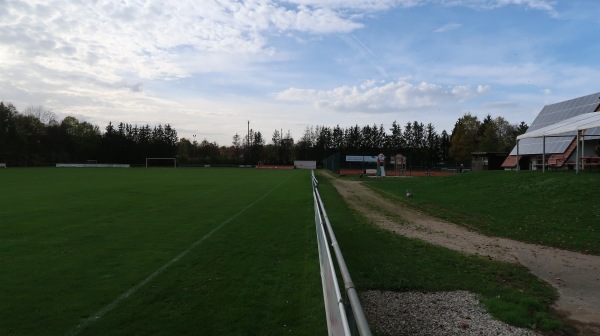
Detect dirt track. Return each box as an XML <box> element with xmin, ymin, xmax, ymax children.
<box><xmin>324</xmin><ymin>173</ymin><xmax>600</xmax><ymax>335</ymax></box>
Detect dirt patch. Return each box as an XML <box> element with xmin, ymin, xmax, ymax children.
<box><xmin>323</xmin><ymin>173</ymin><xmax>600</xmax><ymax>335</ymax></box>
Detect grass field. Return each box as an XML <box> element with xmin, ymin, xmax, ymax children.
<box><xmin>316</xmin><ymin>172</ymin><xmax>573</xmax><ymax>334</ymax></box>
<box><xmin>1</xmin><ymin>168</ymin><xmax>584</xmax><ymax>335</ymax></box>
<box><xmin>362</xmin><ymin>170</ymin><xmax>600</xmax><ymax>255</ymax></box>
<box><xmin>0</xmin><ymin>168</ymin><xmax>325</xmax><ymax>335</ymax></box>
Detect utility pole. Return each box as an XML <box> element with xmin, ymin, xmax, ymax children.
<box><xmin>247</xmin><ymin>120</ymin><xmax>250</xmax><ymax>165</ymax></box>
<box><xmin>193</xmin><ymin>134</ymin><xmax>196</xmax><ymax>162</ymax></box>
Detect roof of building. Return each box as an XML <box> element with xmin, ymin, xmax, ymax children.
<box><xmin>517</xmin><ymin>112</ymin><xmax>600</xmax><ymax>140</ymax></box>
<box><xmin>509</xmin><ymin>92</ymin><xmax>600</xmax><ymax>156</ymax></box>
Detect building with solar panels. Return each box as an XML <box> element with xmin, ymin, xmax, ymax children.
<box><xmin>502</xmin><ymin>92</ymin><xmax>600</xmax><ymax>171</ymax></box>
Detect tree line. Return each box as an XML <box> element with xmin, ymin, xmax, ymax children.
<box><xmin>0</xmin><ymin>102</ymin><xmax>177</xmax><ymax>166</ymax></box>
<box><xmin>0</xmin><ymin>101</ymin><xmax>528</xmax><ymax>167</ymax></box>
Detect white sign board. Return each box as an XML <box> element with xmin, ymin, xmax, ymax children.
<box><xmin>294</xmin><ymin>160</ymin><xmax>317</xmax><ymax>169</ymax></box>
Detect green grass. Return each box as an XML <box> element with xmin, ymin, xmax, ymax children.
<box><xmin>1</xmin><ymin>168</ymin><xmax>586</xmax><ymax>335</ymax></box>
<box><xmin>362</xmin><ymin>171</ymin><xmax>600</xmax><ymax>254</ymax></box>
<box><xmin>0</xmin><ymin>168</ymin><xmax>325</xmax><ymax>335</ymax></box>
<box><xmin>316</xmin><ymin>171</ymin><xmax>573</xmax><ymax>334</ymax></box>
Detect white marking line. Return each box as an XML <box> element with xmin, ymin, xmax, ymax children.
<box><xmin>66</xmin><ymin>179</ymin><xmax>287</xmax><ymax>336</ymax></box>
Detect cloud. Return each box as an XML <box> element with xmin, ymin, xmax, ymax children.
<box><xmin>0</xmin><ymin>0</ymin><xmax>566</xmax><ymax>145</ymax></box>
<box><xmin>0</xmin><ymin>0</ymin><xmax>366</xmax><ymax>130</ymax></box>
<box><xmin>276</xmin><ymin>80</ymin><xmax>489</xmax><ymax>113</ymax></box>
<box><xmin>434</xmin><ymin>23</ymin><xmax>462</xmax><ymax>33</ymax></box>
<box><xmin>494</xmin><ymin>0</ymin><xmax>556</xmax><ymax>12</ymax></box>
<box><xmin>0</xmin><ymin>0</ymin><xmax>364</xmax><ymax>83</ymax></box>
<box><xmin>286</xmin><ymin>0</ymin><xmax>557</xmax><ymax>14</ymax></box>
<box><xmin>481</xmin><ymin>101</ymin><xmax>520</xmax><ymax>109</ymax></box>
<box><xmin>286</xmin><ymin>0</ymin><xmax>407</xmax><ymax>11</ymax></box>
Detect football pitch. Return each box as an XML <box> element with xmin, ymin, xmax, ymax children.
<box><xmin>0</xmin><ymin>168</ymin><xmax>326</xmax><ymax>335</ymax></box>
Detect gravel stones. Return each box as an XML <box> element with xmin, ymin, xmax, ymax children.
<box><xmin>359</xmin><ymin>290</ymin><xmax>538</xmax><ymax>336</ymax></box>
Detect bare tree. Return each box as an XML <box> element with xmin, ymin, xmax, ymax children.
<box><xmin>23</xmin><ymin>105</ymin><xmax>57</xmax><ymax>125</ymax></box>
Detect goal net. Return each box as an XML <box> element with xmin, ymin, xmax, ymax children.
<box><xmin>146</xmin><ymin>158</ymin><xmax>177</xmax><ymax>168</ymax></box>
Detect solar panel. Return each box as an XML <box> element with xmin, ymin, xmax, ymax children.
<box><xmin>510</xmin><ymin>92</ymin><xmax>600</xmax><ymax>155</ymax></box>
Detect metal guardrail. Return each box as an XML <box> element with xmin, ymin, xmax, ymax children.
<box><xmin>312</xmin><ymin>171</ymin><xmax>372</xmax><ymax>336</ymax></box>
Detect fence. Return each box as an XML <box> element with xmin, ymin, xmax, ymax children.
<box><xmin>312</xmin><ymin>171</ymin><xmax>371</xmax><ymax>336</ymax></box>
<box><xmin>324</xmin><ymin>152</ymin><xmax>464</xmax><ymax>176</ymax></box>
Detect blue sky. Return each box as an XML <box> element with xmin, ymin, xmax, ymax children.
<box><xmin>2</xmin><ymin>0</ymin><xmax>600</xmax><ymax>145</ymax></box>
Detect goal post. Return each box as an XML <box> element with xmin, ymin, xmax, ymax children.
<box><xmin>146</xmin><ymin>158</ymin><xmax>177</xmax><ymax>168</ymax></box>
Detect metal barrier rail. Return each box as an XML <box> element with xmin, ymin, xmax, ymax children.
<box><xmin>312</xmin><ymin>171</ymin><xmax>372</xmax><ymax>336</ymax></box>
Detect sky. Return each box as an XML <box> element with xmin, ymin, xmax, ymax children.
<box><xmin>2</xmin><ymin>0</ymin><xmax>600</xmax><ymax>145</ymax></box>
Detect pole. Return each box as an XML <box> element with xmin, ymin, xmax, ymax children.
<box><xmin>576</xmin><ymin>130</ymin><xmax>580</xmax><ymax>174</ymax></box>
<box><xmin>247</xmin><ymin>120</ymin><xmax>250</xmax><ymax>165</ymax></box>
<box><xmin>516</xmin><ymin>140</ymin><xmax>520</xmax><ymax>172</ymax></box>
<box><xmin>542</xmin><ymin>135</ymin><xmax>546</xmax><ymax>173</ymax></box>
<box><xmin>582</xmin><ymin>129</ymin><xmax>585</xmax><ymax>171</ymax></box>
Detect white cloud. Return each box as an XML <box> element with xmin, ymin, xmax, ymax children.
<box><xmin>434</xmin><ymin>23</ymin><xmax>462</xmax><ymax>33</ymax></box>
<box><xmin>494</xmin><ymin>0</ymin><xmax>556</xmax><ymax>12</ymax></box>
<box><xmin>285</xmin><ymin>0</ymin><xmax>405</xmax><ymax>11</ymax></box>
<box><xmin>0</xmin><ymin>0</ymin><xmax>572</xmax><ymax>145</ymax></box>
<box><xmin>286</xmin><ymin>0</ymin><xmax>556</xmax><ymax>13</ymax></box>
<box><xmin>277</xmin><ymin>80</ymin><xmax>488</xmax><ymax>112</ymax></box>
<box><xmin>0</xmin><ymin>0</ymin><xmax>363</xmax><ymax>83</ymax></box>
<box><xmin>0</xmin><ymin>0</ymin><xmax>365</xmax><ymax>139</ymax></box>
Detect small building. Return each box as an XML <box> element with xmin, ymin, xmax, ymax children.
<box><xmin>471</xmin><ymin>152</ymin><xmax>508</xmax><ymax>172</ymax></box>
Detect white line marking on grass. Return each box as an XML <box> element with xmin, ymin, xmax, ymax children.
<box><xmin>66</xmin><ymin>179</ymin><xmax>288</xmax><ymax>336</ymax></box>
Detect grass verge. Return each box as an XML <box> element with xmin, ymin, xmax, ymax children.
<box><xmin>316</xmin><ymin>171</ymin><xmax>574</xmax><ymax>334</ymax></box>
<box><xmin>362</xmin><ymin>171</ymin><xmax>600</xmax><ymax>255</ymax></box>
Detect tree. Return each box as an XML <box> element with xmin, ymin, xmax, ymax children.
<box><xmin>295</xmin><ymin>127</ymin><xmax>316</xmax><ymax>160</ymax></box>
<box><xmin>516</xmin><ymin>121</ymin><xmax>529</xmax><ymax>135</ymax></box>
<box><xmin>243</xmin><ymin>129</ymin><xmax>265</xmax><ymax>163</ymax></box>
<box><xmin>424</xmin><ymin>123</ymin><xmax>440</xmax><ymax>166</ymax></box>
<box><xmin>332</xmin><ymin>125</ymin><xmax>345</xmax><ymax>152</ymax></box>
<box><xmin>345</xmin><ymin>125</ymin><xmax>362</xmax><ymax>153</ymax></box>
<box><xmin>197</xmin><ymin>139</ymin><xmax>219</xmax><ymax>162</ymax></box>
<box><xmin>315</xmin><ymin>126</ymin><xmax>333</xmax><ymax>160</ymax></box>
<box><xmin>361</xmin><ymin>124</ymin><xmax>376</xmax><ymax>152</ymax></box>
<box><xmin>281</xmin><ymin>131</ymin><xmax>294</xmax><ymax>164</ymax></box>
<box><xmin>449</xmin><ymin>113</ymin><xmax>481</xmax><ymax>164</ymax></box>
<box><xmin>232</xmin><ymin>133</ymin><xmax>242</xmax><ymax>163</ymax></box>
<box><xmin>12</xmin><ymin>114</ymin><xmax>46</xmax><ymax>165</ymax></box>
<box><xmin>0</xmin><ymin>102</ymin><xmax>19</xmax><ymax>163</ymax></box>
<box><xmin>23</xmin><ymin>105</ymin><xmax>57</xmax><ymax>125</ymax></box>
<box><xmin>57</xmin><ymin>116</ymin><xmax>101</xmax><ymax>162</ymax></box>
<box><xmin>387</xmin><ymin>121</ymin><xmax>404</xmax><ymax>155</ymax></box>
<box><xmin>495</xmin><ymin>117</ymin><xmax>518</xmax><ymax>153</ymax></box>
<box><xmin>439</xmin><ymin>130</ymin><xmax>451</xmax><ymax>163</ymax></box>
<box><xmin>177</xmin><ymin>138</ymin><xmax>194</xmax><ymax>163</ymax></box>
<box><xmin>478</xmin><ymin>114</ymin><xmax>500</xmax><ymax>152</ymax></box>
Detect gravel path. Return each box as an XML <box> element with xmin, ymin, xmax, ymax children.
<box><xmin>360</xmin><ymin>291</ymin><xmax>537</xmax><ymax>336</ymax></box>
<box><xmin>324</xmin><ymin>173</ymin><xmax>600</xmax><ymax>336</ymax></box>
